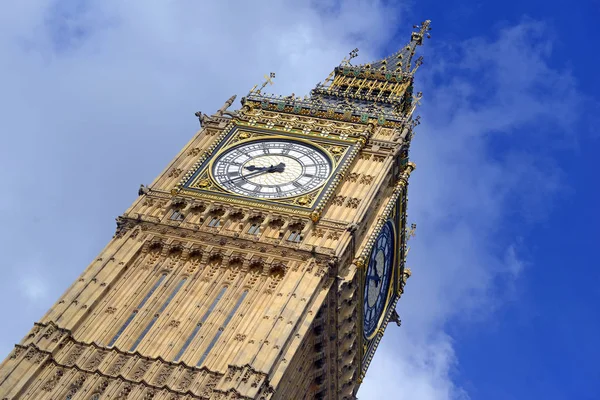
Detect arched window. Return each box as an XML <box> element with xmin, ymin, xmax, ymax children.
<box><xmin>287</xmin><ymin>231</ymin><xmax>302</xmax><ymax>243</ymax></box>
<box><xmin>170</xmin><ymin>209</ymin><xmax>184</xmax><ymax>221</ymax></box>
<box><xmin>248</xmin><ymin>224</ymin><xmax>260</xmax><ymax>235</ymax></box>
<box><xmin>207</xmin><ymin>216</ymin><xmax>220</xmax><ymax>227</ymax></box>
<box><xmin>90</xmin><ymin>394</ymin><xmax>101</xmax><ymax>400</ymax></box>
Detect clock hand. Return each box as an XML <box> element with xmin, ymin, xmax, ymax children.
<box><xmin>230</xmin><ymin>163</ymin><xmax>286</xmax><ymax>183</ymax></box>
<box><xmin>244</xmin><ymin>165</ymin><xmax>268</xmax><ymax>172</ymax></box>
<box><xmin>268</xmin><ymin>162</ymin><xmax>286</xmax><ymax>173</ymax></box>
<box><xmin>229</xmin><ymin>168</ymin><xmax>271</xmax><ymax>183</ymax></box>
<box><xmin>230</xmin><ymin>162</ymin><xmax>288</xmax><ymax>184</ymax></box>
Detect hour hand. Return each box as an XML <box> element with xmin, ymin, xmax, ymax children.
<box><xmin>269</xmin><ymin>162</ymin><xmax>286</xmax><ymax>173</ymax></box>
<box><xmin>244</xmin><ymin>165</ymin><xmax>266</xmax><ymax>172</ymax></box>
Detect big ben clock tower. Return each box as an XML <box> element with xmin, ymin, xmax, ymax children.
<box><xmin>0</xmin><ymin>21</ymin><xmax>430</xmax><ymax>400</ymax></box>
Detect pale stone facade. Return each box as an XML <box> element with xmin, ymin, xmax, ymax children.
<box><xmin>0</xmin><ymin>21</ymin><xmax>430</xmax><ymax>400</ymax></box>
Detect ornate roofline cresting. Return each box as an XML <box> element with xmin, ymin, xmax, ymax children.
<box><xmin>240</xmin><ymin>20</ymin><xmax>431</xmax><ymax>130</ymax></box>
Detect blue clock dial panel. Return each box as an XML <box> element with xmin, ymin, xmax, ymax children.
<box><xmin>363</xmin><ymin>220</ymin><xmax>395</xmax><ymax>338</ymax></box>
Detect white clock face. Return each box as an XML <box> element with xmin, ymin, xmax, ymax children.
<box><xmin>212</xmin><ymin>139</ymin><xmax>332</xmax><ymax>199</ymax></box>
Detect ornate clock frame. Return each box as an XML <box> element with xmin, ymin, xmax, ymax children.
<box><xmin>173</xmin><ymin>119</ymin><xmax>365</xmax><ymax>222</ymax></box>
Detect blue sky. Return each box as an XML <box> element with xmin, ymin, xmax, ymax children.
<box><xmin>0</xmin><ymin>1</ymin><xmax>598</xmax><ymax>399</ymax></box>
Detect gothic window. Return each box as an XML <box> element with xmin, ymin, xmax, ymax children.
<box><xmin>287</xmin><ymin>231</ymin><xmax>302</xmax><ymax>243</ymax></box>
<box><xmin>197</xmin><ymin>290</ymin><xmax>248</xmax><ymax>367</ymax></box>
<box><xmin>130</xmin><ymin>277</ymin><xmax>187</xmax><ymax>352</ymax></box>
<box><xmin>170</xmin><ymin>209</ymin><xmax>184</xmax><ymax>221</ymax></box>
<box><xmin>108</xmin><ymin>273</ymin><xmax>167</xmax><ymax>347</ymax></box>
<box><xmin>174</xmin><ymin>286</ymin><xmax>227</xmax><ymax>362</ymax></box>
<box><xmin>248</xmin><ymin>224</ymin><xmax>260</xmax><ymax>235</ymax></box>
<box><xmin>208</xmin><ymin>217</ymin><xmax>220</xmax><ymax>227</ymax></box>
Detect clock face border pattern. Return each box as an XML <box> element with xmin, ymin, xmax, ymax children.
<box><xmin>179</xmin><ymin>122</ymin><xmax>356</xmax><ymax>216</ymax></box>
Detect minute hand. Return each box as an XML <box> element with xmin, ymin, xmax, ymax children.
<box><xmin>230</xmin><ymin>164</ymin><xmax>285</xmax><ymax>183</ymax></box>
<box><xmin>230</xmin><ymin>168</ymin><xmax>270</xmax><ymax>183</ymax></box>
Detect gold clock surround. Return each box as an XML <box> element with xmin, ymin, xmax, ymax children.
<box><xmin>175</xmin><ymin>120</ymin><xmax>360</xmax><ymax>221</ymax></box>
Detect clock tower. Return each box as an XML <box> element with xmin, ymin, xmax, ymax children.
<box><xmin>0</xmin><ymin>21</ymin><xmax>430</xmax><ymax>400</ymax></box>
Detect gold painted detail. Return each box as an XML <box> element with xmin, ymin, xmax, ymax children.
<box><xmin>196</xmin><ymin>178</ymin><xmax>212</xmax><ymax>189</ymax></box>
<box><xmin>171</xmin><ymin>123</ymin><xmax>361</xmax><ymax>223</ymax></box>
<box><xmin>241</xmin><ymin>108</ymin><xmax>366</xmax><ymax>141</ymax></box>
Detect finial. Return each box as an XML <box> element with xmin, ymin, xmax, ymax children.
<box><xmin>341</xmin><ymin>48</ymin><xmax>359</xmax><ymax>66</ymax></box>
<box><xmin>407</xmin><ymin>223</ymin><xmax>417</xmax><ymax>240</ymax></box>
<box><xmin>216</xmin><ymin>95</ymin><xmax>237</xmax><ymax>116</ymax></box>
<box><xmin>255</xmin><ymin>72</ymin><xmax>276</xmax><ymax>94</ymax></box>
<box><xmin>411</xmin><ymin>20</ymin><xmax>432</xmax><ymax>45</ymax></box>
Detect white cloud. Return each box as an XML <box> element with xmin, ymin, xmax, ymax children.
<box><xmin>18</xmin><ymin>271</ymin><xmax>49</xmax><ymax>303</ymax></box>
<box><xmin>360</xmin><ymin>20</ymin><xmax>581</xmax><ymax>399</ymax></box>
<box><xmin>0</xmin><ymin>3</ymin><xmax>582</xmax><ymax>399</ymax></box>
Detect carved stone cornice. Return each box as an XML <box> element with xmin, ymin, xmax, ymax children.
<box><xmin>117</xmin><ymin>215</ymin><xmax>337</xmax><ymax>265</ymax></box>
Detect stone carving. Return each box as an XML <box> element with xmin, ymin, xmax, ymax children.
<box><xmin>95</xmin><ymin>378</ymin><xmax>110</xmax><ymax>394</ymax></box>
<box><xmin>346</xmin><ymin>198</ymin><xmax>361</xmax><ymax>208</ymax></box>
<box><xmin>154</xmin><ymin>365</ymin><xmax>173</xmax><ymax>386</ymax></box>
<box><xmin>251</xmin><ymin>373</ymin><xmax>263</xmax><ymax>388</ymax></box>
<box><xmin>24</xmin><ymin>348</ymin><xmax>36</xmax><ymax>361</ymax></box>
<box><xmin>332</xmin><ymin>196</ymin><xmax>346</xmax><ymax>206</ymax></box>
<box><xmin>177</xmin><ymin>369</ymin><xmax>196</xmax><ymax>391</ymax></box>
<box><xmin>187</xmin><ymin>147</ymin><xmax>202</xmax><ymax>156</ymax></box>
<box><xmin>64</xmin><ymin>344</ymin><xmax>85</xmax><ymax>366</ymax></box>
<box><xmin>28</xmin><ymin>324</ymin><xmax>41</xmax><ymax>339</ymax></box>
<box><xmin>360</xmin><ymin>174</ymin><xmax>375</xmax><ymax>184</ymax></box>
<box><xmin>84</xmin><ymin>350</ymin><xmax>106</xmax><ymax>370</ymax></box>
<box><xmin>41</xmin><ymin>368</ymin><xmax>64</xmax><ymax>391</ymax></box>
<box><xmin>52</xmin><ymin>331</ymin><xmax>66</xmax><ymax>343</ymax></box>
<box><xmin>107</xmin><ymin>354</ymin><xmax>128</xmax><ymax>376</ymax></box>
<box><xmin>116</xmin><ymin>384</ymin><xmax>132</xmax><ymax>399</ymax></box>
<box><xmin>9</xmin><ymin>347</ymin><xmax>24</xmax><ymax>359</ymax></box>
<box><xmin>168</xmin><ymin>168</ymin><xmax>184</xmax><ymax>178</ymax></box>
<box><xmin>131</xmin><ymin>360</ymin><xmax>151</xmax><ymax>381</ymax></box>
<box><xmin>34</xmin><ymin>351</ymin><xmax>46</xmax><ymax>364</ymax></box>
<box><xmin>199</xmin><ymin>374</ymin><xmax>219</xmax><ymax>397</ymax></box>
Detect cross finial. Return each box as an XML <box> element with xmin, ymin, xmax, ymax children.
<box><xmin>341</xmin><ymin>48</ymin><xmax>359</xmax><ymax>66</ymax></box>
<box><xmin>254</xmin><ymin>72</ymin><xmax>276</xmax><ymax>94</ymax></box>
<box><xmin>407</xmin><ymin>223</ymin><xmax>417</xmax><ymax>240</ymax></box>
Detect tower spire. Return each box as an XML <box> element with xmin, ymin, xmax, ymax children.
<box><xmin>242</xmin><ymin>20</ymin><xmax>431</xmax><ymax>129</ymax></box>
<box><xmin>356</xmin><ymin>20</ymin><xmax>431</xmax><ymax>74</ymax></box>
